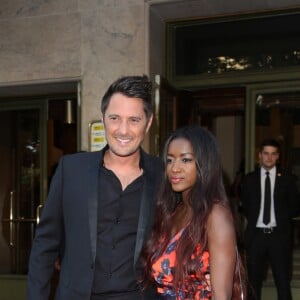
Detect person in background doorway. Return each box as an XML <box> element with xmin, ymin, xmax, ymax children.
<box><xmin>27</xmin><ymin>75</ymin><xmax>163</xmax><ymax>300</ymax></box>
<box><xmin>142</xmin><ymin>126</ymin><xmax>246</xmax><ymax>299</ymax></box>
<box><xmin>241</xmin><ymin>138</ymin><xmax>300</xmax><ymax>300</ymax></box>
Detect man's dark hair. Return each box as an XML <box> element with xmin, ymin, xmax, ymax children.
<box><xmin>101</xmin><ymin>75</ymin><xmax>153</xmax><ymax>120</ymax></box>
<box><xmin>260</xmin><ymin>138</ymin><xmax>281</xmax><ymax>152</ymax></box>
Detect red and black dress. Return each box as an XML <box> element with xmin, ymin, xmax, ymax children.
<box><xmin>151</xmin><ymin>228</ymin><xmax>211</xmax><ymax>299</ymax></box>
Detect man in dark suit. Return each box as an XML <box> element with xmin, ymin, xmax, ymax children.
<box><xmin>241</xmin><ymin>139</ymin><xmax>300</xmax><ymax>300</ymax></box>
<box><xmin>27</xmin><ymin>75</ymin><xmax>162</xmax><ymax>300</ymax></box>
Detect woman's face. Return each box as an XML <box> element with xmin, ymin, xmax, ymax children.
<box><xmin>166</xmin><ymin>138</ymin><xmax>197</xmax><ymax>198</ymax></box>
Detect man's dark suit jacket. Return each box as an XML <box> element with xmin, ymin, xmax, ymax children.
<box><xmin>27</xmin><ymin>148</ymin><xmax>162</xmax><ymax>300</ymax></box>
<box><xmin>241</xmin><ymin>167</ymin><xmax>300</xmax><ymax>246</ymax></box>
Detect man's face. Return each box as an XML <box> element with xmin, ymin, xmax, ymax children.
<box><xmin>259</xmin><ymin>145</ymin><xmax>279</xmax><ymax>170</ymax></box>
<box><xmin>103</xmin><ymin>93</ymin><xmax>153</xmax><ymax>157</ymax></box>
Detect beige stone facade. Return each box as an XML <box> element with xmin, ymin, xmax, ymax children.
<box><xmin>1</xmin><ymin>0</ymin><xmax>300</xmax><ymax>149</ymax></box>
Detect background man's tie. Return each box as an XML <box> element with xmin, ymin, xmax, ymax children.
<box><xmin>263</xmin><ymin>171</ymin><xmax>271</xmax><ymax>225</ymax></box>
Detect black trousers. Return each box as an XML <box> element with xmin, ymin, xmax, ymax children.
<box><xmin>246</xmin><ymin>228</ymin><xmax>292</xmax><ymax>300</ymax></box>
<box><xmin>90</xmin><ymin>290</ymin><xmax>142</xmax><ymax>300</ymax></box>
<box><xmin>154</xmin><ymin>295</ymin><xmax>175</xmax><ymax>300</ymax></box>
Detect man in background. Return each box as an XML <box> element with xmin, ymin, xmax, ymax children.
<box><xmin>241</xmin><ymin>138</ymin><xmax>300</xmax><ymax>300</ymax></box>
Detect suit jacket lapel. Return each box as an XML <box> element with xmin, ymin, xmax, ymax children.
<box><xmin>133</xmin><ymin>172</ymin><xmax>155</xmax><ymax>266</ymax></box>
<box><xmin>133</xmin><ymin>152</ymin><xmax>158</xmax><ymax>267</ymax></box>
<box><xmin>256</xmin><ymin>170</ymin><xmax>262</xmax><ymax>211</ymax></box>
<box><xmin>273</xmin><ymin>167</ymin><xmax>282</xmax><ymax>204</ymax></box>
<box><xmin>87</xmin><ymin>151</ymin><xmax>103</xmax><ymax>262</ymax></box>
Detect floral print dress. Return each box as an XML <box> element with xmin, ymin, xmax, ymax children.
<box><xmin>151</xmin><ymin>228</ymin><xmax>211</xmax><ymax>300</ymax></box>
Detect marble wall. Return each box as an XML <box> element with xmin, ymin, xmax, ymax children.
<box><xmin>79</xmin><ymin>0</ymin><xmax>146</xmax><ymax>149</ymax></box>
<box><xmin>0</xmin><ymin>1</ymin><xmax>81</xmax><ymax>82</ymax></box>
<box><xmin>1</xmin><ymin>0</ymin><xmax>300</xmax><ymax>149</ymax></box>
<box><xmin>0</xmin><ymin>0</ymin><xmax>146</xmax><ymax>150</ymax></box>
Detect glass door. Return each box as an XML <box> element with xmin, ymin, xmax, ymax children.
<box><xmin>0</xmin><ymin>101</ymin><xmax>46</xmax><ymax>298</ymax></box>
<box><xmin>150</xmin><ymin>75</ymin><xmax>193</xmax><ymax>155</ymax></box>
<box><xmin>152</xmin><ymin>75</ymin><xmax>246</xmax><ymax>205</ymax></box>
<box><xmin>0</xmin><ymin>93</ymin><xmax>79</xmax><ymax>299</ymax></box>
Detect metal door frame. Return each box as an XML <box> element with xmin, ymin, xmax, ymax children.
<box><xmin>245</xmin><ymin>79</ymin><xmax>300</xmax><ymax>173</ymax></box>
<box><xmin>0</xmin><ymin>99</ymin><xmax>48</xmax><ymax>205</ymax></box>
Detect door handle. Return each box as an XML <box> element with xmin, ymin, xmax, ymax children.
<box><xmin>9</xmin><ymin>190</ymin><xmax>15</xmax><ymax>247</ymax></box>
<box><xmin>36</xmin><ymin>204</ymin><xmax>43</xmax><ymax>224</ymax></box>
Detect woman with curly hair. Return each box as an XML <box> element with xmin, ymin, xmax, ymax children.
<box><xmin>142</xmin><ymin>126</ymin><xmax>246</xmax><ymax>299</ymax></box>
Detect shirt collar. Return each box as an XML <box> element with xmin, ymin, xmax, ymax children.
<box><xmin>261</xmin><ymin>166</ymin><xmax>276</xmax><ymax>176</ymax></box>
<box><xmin>100</xmin><ymin>146</ymin><xmax>145</xmax><ymax>170</ymax></box>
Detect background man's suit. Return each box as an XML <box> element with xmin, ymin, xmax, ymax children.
<box><xmin>241</xmin><ymin>167</ymin><xmax>300</xmax><ymax>300</ymax></box>
<box><xmin>27</xmin><ymin>149</ymin><xmax>162</xmax><ymax>300</ymax></box>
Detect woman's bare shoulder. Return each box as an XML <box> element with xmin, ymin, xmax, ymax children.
<box><xmin>207</xmin><ymin>203</ymin><xmax>235</xmax><ymax>241</ymax></box>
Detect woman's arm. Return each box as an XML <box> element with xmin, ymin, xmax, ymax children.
<box><xmin>207</xmin><ymin>203</ymin><xmax>236</xmax><ymax>300</ymax></box>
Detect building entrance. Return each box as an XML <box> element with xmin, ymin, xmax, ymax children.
<box><xmin>0</xmin><ymin>95</ymin><xmax>78</xmax><ymax>299</ymax></box>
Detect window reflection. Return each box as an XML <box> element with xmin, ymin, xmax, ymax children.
<box><xmin>172</xmin><ymin>13</ymin><xmax>300</xmax><ymax>76</ymax></box>
<box><xmin>206</xmin><ymin>51</ymin><xmax>300</xmax><ymax>74</ymax></box>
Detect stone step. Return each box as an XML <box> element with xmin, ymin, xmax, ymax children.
<box><xmin>264</xmin><ymin>249</ymin><xmax>300</xmax><ymax>288</ymax></box>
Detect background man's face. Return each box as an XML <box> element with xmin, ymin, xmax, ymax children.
<box><xmin>259</xmin><ymin>145</ymin><xmax>279</xmax><ymax>170</ymax></box>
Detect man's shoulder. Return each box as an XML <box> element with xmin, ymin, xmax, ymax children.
<box><xmin>244</xmin><ymin>169</ymin><xmax>259</xmax><ymax>179</ymax></box>
<box><xmin>141</xmin><ymin>150</ymin><xmax>162</xmax><ymax>167</ymax></box>
<box><xmin>61</xmin><ymin>150</ymin><xmax>102</xmax><ymax>166</ymax></box>
<box><xmin>64</xmin><ymin>150</ymin><xmax>100</xmax><ymax>159</ymax></box>
<box><xmin>277</xmin><ymin>168</ymin><xmax>298</xmax><ymax>181</ymax></box>
<box><xmin>241</xmin><ymin>169</ymin><xmax>259</xmax><ymax>187</ymax></box>
<box><xmin>144</xmin><ymin>152</ymin><xmax>161</xmax><ymax>163</ymax></box>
